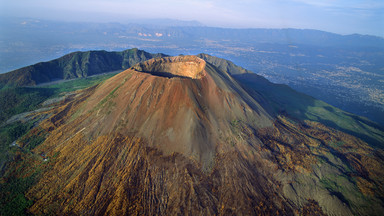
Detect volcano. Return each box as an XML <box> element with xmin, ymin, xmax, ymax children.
<box><xmin>8</xmin><ymin>55</ymin><xmax>384</xmax><ymax>215</ymax></box>
<box><xmin>59</xmin><ymin>55</ymin><xmax>273</xmax><ymax>170</ymax></box>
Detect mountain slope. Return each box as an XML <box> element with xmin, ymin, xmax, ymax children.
<box><xmin>197</xmin><ymin>54</ymin><xmax>384</xmax><ymax>149</ymax></box>
<box><xmin>196</xmin><ymin>53</ymin><xmax>253</xmax><ymax>75</ymax></box>
<box><xmin>233</xmin><ymin>73</ymin><xmax>384</xmax><ymax>149</ymax></box>
<box><xmin>1</xmin><ymin>55</ymin><xmax>381</xmax><ymax>215</ymax></box>
<box><xmin>0</xmin><ymin>48</ymin><xmax>166</xmax><ymax>88</ymax></box>
<box><xmin>48</xmin><ymin>56</ymin><xmax>273</xmax><ymax>169</ymax></box>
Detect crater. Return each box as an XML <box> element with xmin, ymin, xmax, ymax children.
<box><xmin>131</xmin><ymin>56</ymin><xmax>206</xmax><ymax>79</ymax></box>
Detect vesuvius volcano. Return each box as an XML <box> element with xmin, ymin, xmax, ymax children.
<box><xmin>2</xmin><ymin>54</ymin><xmax>384</xmax><ymax>215</ymax></box>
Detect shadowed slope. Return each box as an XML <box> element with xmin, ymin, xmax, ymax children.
<box><xmin>0</xmin><ymin>49</ymin><xmax>166</xmax><ymax>88</ymax></box>
<box><xmin>233</xmin><ymin>73</ymin><xmax>384</xmax><ymax>149</ymax></box>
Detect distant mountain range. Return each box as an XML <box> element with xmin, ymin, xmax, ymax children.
<box><xmin>1</xmin><ymin>18</ymin><xmax>383</xmax><ymax>73</ymax></box>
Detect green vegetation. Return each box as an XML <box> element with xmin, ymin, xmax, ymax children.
<box><xmin>0</xmin><ymin>72</ymin><xmax>116</xmax><ymax>122</ymax></box>
<box><xmin>0</xmin><ymin>121</ymin><xmax>34</xmax><ymax>166</ymax></box>
<box><xmin>39</xmin><ymin>72</ymin><xmax>118</xmax><ymax>94</ymax></box>
<box><xmin>0</xmin><ymin>127</ymin><xmax>50</xmax><ymax>215</ymax></box>
<box><xmin>0</xmin><ymin>48</ymin><xmax>165</xmax><ymax>88</ymax></box>
<box><xmin>0</xmin><ymin>72</ymin><xmax>119</xmax><ymax>215</ymax></box>
<box><xmin>19</xmin><ymin>128</ymin><xmax>48</xmax><ymax>151</ymax></box>
<box><xmin>0</xmin><ymin>122</ymin><xmax>33</xmax><ymax>144</ymax></box>
<box><xmin>0</xmin><ymin>72</ymin><xmax>116</xmax><ymax>133</ymax></box>
<box><xmin>0</xmin><ymin>72</ymin><xmax>116</xmax><ymax>125</ymax></box>
<box><xmin>0</xmin><ymin>87</ymin><xmax>53</xmax><ymax>124</ymax></box>
<box><xmin>0</xmin><ymin>75</ymin><xmax>113</xmax><ymax>215</ymax></box>
<box><xmin>0</xmin><ymin>73</ymin><xmax>117</xmax><ymax>161</ymax></box>
<box><xmin>0</xmin><ymin>150</ymin><xmax>44</xmax><ymax>216</ymax></box>
<box><xmin>0</xmin><ymin>175</ymin><xmax>36</xmax><ymax>216</ymax></box>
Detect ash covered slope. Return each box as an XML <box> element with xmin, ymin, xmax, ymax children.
<box><xmin>20</xmin><ymin>56</ymin><xmax>384</xmax><ymax>215</ymax></box>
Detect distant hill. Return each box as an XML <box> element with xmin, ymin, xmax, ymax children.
<box><xmin>0</xmin><ymin>48</ymin><xmax>166</xmax><ymax>87</ymax></box>
<box><xmin>176</xmin><ymin>27</ymin><xmax>384</xmax><ymax>48</ymax></box>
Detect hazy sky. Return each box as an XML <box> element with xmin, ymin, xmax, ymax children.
<box><xmin>1</xmin><ymin>0</ymin><xmax>383</xmax><ymax>36</ymax></box>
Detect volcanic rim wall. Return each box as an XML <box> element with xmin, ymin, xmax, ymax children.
<box><xmin>131</xmin><ymin>56</ymin><xmax>207</xmax><ymax>79</ymax></box>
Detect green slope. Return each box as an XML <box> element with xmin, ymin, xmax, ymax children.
<box><xmin>0</xmin><ymin>73</ymin><xmax>117</xmax><ymax>180</ymax></box>
<box><xmin>0</xmin><ymin>48</ymin><xmax>167</xmax><ymax>88</ymax></box>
